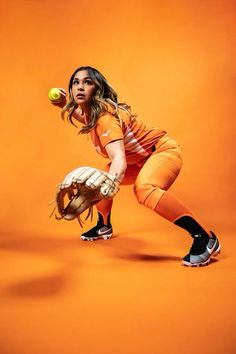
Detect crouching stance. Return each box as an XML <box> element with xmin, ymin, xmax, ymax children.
<box><xmin>49</xmin><ymin>66</ymin><xmax>221</xmax><ymax>267</ymax></box>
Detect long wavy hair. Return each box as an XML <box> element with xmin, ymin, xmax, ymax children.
<box><xmin>61</xmin><ymin>66</ymin><xmax>136</xmax><ymax>134</ymax></box>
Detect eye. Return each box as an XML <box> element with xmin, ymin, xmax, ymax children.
<box><xmin>85</xmin><ymin>79</ymin><xmax>93</xmax><ymax>85</ymax></box>
<box><xmin>73</xmin><ymin>79</ymin><xmax>79</xmax><ymax>85</ymax></box>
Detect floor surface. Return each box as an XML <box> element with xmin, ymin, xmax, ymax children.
<box><xmin>0</xmin><ymin>222</ymin><xmax>235</xmax><ymax>354</ymax></box>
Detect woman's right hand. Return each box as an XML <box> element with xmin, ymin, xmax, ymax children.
<box><xmin>49</xmin><ymin>88</ymin><xmax>67</xmax><ymax>108</ymax></box>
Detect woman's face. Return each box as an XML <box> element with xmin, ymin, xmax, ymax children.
<box><xmin>71</xmin><ymin>70</ymin><xmax>97</xmax><ymax>108</ymax></box>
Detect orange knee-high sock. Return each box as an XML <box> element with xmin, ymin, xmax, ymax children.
<box><xmin>96</xmin><ymin>198</ymin><xmax>113</xmax><ymax>225</ymax></box>
<box><xmin>155</xmin><ymin>191</ymin><xmax>211</xmax><ymax>237</ymax></box>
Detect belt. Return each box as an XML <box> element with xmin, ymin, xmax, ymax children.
<box><xmin>151</xmin><ymin>145</ymin><xmax>156</xmax><ymax>153</ymax></box>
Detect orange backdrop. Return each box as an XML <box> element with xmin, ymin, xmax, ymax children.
<box><xmin>0</xmin><ymin>1</ymin><xmax>236</xmax><ymax>354</ymax></box>
<box><xmin>0</xmin><ymin>0</ymin><xmax>235</xmax><ymax>234</ymax></box>
<box><xmin>1</xmin><ymin>0</ymin><xmax>236</xmax><ymax>235</ymax></box>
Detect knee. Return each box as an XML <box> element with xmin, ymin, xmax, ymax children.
<box><xmin>133</xmin><ymin>182</ymin><xmax>164</xmax><ymax>210</ymax></box>
<box><xmin>133</xmin><ymin>183</ymin><xmax>149</xmax><ymax>205</ymax></box>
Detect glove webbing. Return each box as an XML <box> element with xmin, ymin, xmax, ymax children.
<box><xmin>49</xmin><ymin>199</ymin><xmax>94</xmax><ymax>227</ymax></box>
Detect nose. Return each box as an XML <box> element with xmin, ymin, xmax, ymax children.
<box><xmin>78</xmin><ymin>83</ymin><xmax>84</xmax><ymax>91</ymax></box>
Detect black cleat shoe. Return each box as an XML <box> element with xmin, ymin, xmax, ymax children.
<box><xmin>182</xmin><ymin>231</ymin><xmax>221</xmax><ymax>267</ymax></box>
<box><xmin>80</xmin><ymin>225</ymin><xmax>113</xmax><ymax>241</ymax></box>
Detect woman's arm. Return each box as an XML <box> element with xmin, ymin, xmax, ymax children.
<box><xmin>50</xmin><ymin>91</ymin><xmax>86</xmax><ymax>124</ymax></box>
<box><xmin>105</xmin><ymin>140</ymin><xmax>127</xmax><ymax>183</ymax></box>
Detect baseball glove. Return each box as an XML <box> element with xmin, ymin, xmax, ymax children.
<box><xmin>49</xmin><ymin>166</ymin><xmax>120</xmax><ymax>225</ymax></box>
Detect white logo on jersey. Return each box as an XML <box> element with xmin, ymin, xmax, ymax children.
<box><xmin>101</xmin><ymin>130</ymin><xmax>111</xmax><ymax>137</ymax></box>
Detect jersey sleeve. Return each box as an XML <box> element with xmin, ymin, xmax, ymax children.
<box><xmin>96</xmin><ymin>113</ymin><xmax>124</xmax><ymax>148</ymax></box>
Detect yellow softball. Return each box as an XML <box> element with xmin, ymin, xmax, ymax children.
<box><xmin>48</xmin><ymin>87</ymin><xmax>61</xmax><ymax>101</ymax></box>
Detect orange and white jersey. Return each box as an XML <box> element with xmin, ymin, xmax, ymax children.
<box><xmin>89</xmin><ymin>107</ymin><xmax>167</xmax><ymax>165</ymax></box>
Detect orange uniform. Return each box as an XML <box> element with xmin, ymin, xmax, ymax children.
<box><xmin>89</xmin><ymin>108</ymin><xmax>166</xmax><ymax>165</ymax></box>
<box><xmin>88</xmin><ymin>106</ymin><xmax>212</xmax><ymax>248</ymax></box>
<box><xmin>89</xmin><ymin>107</ymin><xmax>188</xmax><ymax>220</ymax></box>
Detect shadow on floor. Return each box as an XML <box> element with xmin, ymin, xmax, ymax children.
<box><xmin>2</xmin><ymin>270</ymin><xmax>69</xmax><ymax>298</ymax></box>
<box><xmin>121</xmin><ymin>253</ymin><xmax>181</xmax><ymax>262</ymax></box>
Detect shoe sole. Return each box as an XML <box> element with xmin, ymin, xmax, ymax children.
<box><xmin>80</xmin><ymin>233</ymin><xmax>112</xmax><ymax>241</ymax></box>
<box><xmin>182</xmin><ymin>242</ymin><xmax>221</xmax><ymax>267</ymax></box>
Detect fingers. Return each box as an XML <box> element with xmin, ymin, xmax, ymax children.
<box><xmin>49</xmin><ymin>87</ymin><xmax>67</xmax><ymax>107</ymax></box>
<box><xmin>58</xmin><ymin>88</ymin><xmax>66</xmax><ymax>96</ymax></box>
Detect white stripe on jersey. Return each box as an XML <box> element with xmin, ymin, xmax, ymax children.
<box><xmin>123</xmin><ymin>124</ymin><xmax>149</xmax><ymax>157</ymax></box>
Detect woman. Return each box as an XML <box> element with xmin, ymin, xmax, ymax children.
<box><xmin>50</xmin><ymin>66</ymin><xmax>221</xmax><ymax>267</ymax></box>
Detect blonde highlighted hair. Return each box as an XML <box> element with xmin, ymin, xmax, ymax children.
<box><xmin>61</xmin><ymin>66</ymin><xmax>136</xmax><ymax>133</ymax></box>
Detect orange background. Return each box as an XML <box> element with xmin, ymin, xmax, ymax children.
<box><xmin>0</xmin><ymin>1</ymin><xmax>235</xmax><ymax>353</ymax></box>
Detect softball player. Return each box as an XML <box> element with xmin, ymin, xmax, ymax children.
<box><xmin>51</xmin><ymin>66</ymin><xmax>221</xmax><ymax>267</ymax></box>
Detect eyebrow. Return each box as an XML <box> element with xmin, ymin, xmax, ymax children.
<box><xmin>73</xmin><ymin>76</ymin><xmax>92</xmax><ymax>80</ymax></box>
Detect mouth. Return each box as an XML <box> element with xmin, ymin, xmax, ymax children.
<box><xmin>76</xmin><ymin>94</ymin><xmax>85</xmax><ymax>99</ymax></box>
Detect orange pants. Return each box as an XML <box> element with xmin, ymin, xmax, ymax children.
<box><xmin>97</xmin><ymin>134</ymin><xmax>209</xmax><ymax>233</ymax></box>
<box><xmin>132</xmin><ymin>135</ymin><xmax>183</xmax><ymax>209</ymax></box>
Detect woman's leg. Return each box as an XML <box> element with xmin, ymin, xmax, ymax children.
<box><xmin>134</xmin><ymin>136</ymin><xmax>208</xmax><ymax>233</ymax></box>
<box><xmin>81</xmin><ymin>163</ymin><xmax>142</xmax><ymax>240</ymax></box>
<box><xmin>133</xmin><ymin>135</ymin><xmax>220</xmax><ymax>266</ymax></box>
<box><xmin>96</xmin><ymin>198</ymin><xmax>113</xmax><ymax>225</ymax></box>
<box><xmin>80</xmin><ymin>162</ymin><xmax>114</xmax><ymax>240</ymax></box>
<box><xmin>80</xmin><ymin>198</ymin><xmax>113</xmax><ymax>241</ymax></box>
